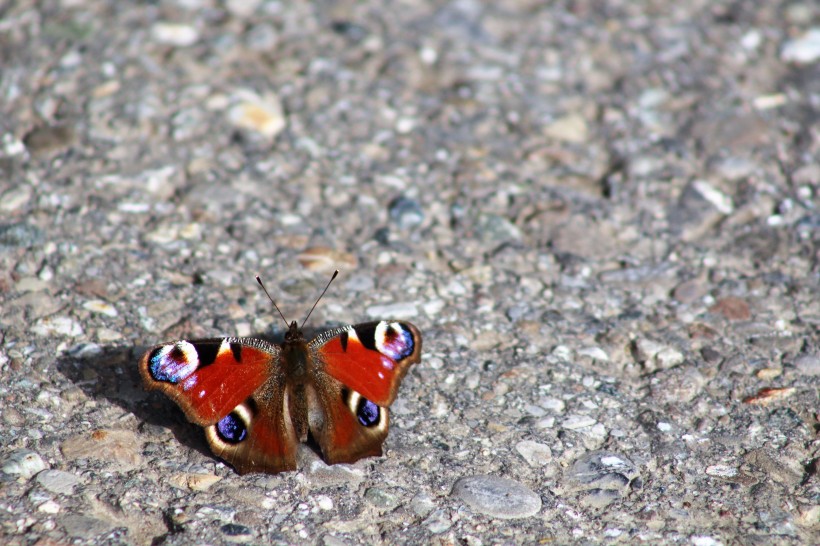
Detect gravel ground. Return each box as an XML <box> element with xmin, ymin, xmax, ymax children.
<box><xmin>1</xmin><ymin>1</ymin><xmax>818</xmax><ymax>544</ymax></box>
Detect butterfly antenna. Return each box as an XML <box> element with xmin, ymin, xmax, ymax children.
<box><xmin>301</xmin><ymin>269</ymin><xmax>339</xmax><ymax>329</ymax></box>
<box><xmin>255</xmin><ymin>275</ymin><xmax>290</xmax><ymax>328</ymax></box>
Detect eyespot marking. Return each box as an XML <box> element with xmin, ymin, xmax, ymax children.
<box><xmin>375</xmin><ymin>322</ymin><xmax>415</xmax><ymax>361</ymax></box>
<box><xmin>148</xmin><ymin>342</ymin><xmax>199</xmax><ymax>384</ymax></box>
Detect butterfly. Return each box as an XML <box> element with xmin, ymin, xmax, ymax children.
<box><xmin>138</xmin><ymin>272</ymin><xmax>422</xmax><ymax>474</ymax></box>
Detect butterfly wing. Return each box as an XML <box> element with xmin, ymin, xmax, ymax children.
<box><xmin>308</xmin><ymin>321</ymin><xmax>422</xmax><ymax>464</ymax></box>
<box><xmin>139</xmin><ymin>337</ymin><xmax>298</xmax><ymax>474</ymax></box>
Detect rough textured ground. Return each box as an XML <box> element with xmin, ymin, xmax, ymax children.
<box><xmin>1</xmin><ymin>0</ymin><xmax>818</xmax><ymax>544</ymax></box>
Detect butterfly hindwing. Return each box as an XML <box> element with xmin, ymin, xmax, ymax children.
<box><xmin>204</xmin><ymin>387</ymin><xmax>299</xmax><ymax>475</ymax></box>
<box><xmin>308</xmin><ymin>321</ymin><xmax>421</xmax><ymax>463</ymax></box>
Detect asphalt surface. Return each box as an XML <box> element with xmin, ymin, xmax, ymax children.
<box><xmin>1</xmin><ymin>1</ymin><xmax>818</xmax><ymax>544</ymax></box>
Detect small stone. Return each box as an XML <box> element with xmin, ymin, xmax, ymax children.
<box><xmin>793</xmin><ymin>354</ymin><xmax>820</xmax><ymax>376</ymax></box>
<box><xmin>0</xmin><ymin>222</ymin><xmax>43</xmax><ymax>247</ymax></box>
<box><xmin>632</xmin><ymin>338</ymin><xmax>684</xmax><ymax>372</ymax></box>
<box><xmin>61</xmin><ymin>429</ymin><xmax>142</xmax><ymax>468</ymax></box>
<box><xmin>563</xmin><ymin>451</ymin><xmax>639</xmax><ymax>508</ymax></box>
<box><xmin>409</xmin><ymin>493</ymin><xmax>436</xmax><ymax>517</ymax></box>
<box><xmin>0</xmin><ymin>185</ymin><xmax>33</xmax><ymax>213</ymax></box>
<box><xmin>152</xmin><ymin>22</ymin><xmax>199</xmax><ymax>47</ymax></box>
<box><xmin>692</xmin><ymin>180</ymin><xmax>733</xmax><ymax>214</ymax></box>
<box><xmin>424</xmin><ymin>509</ymin><xmax>453</xmax><ymax>533</ymax></box>
<box><xmin>476</xmin><ymin>213</ymin><xmax>522</xmax><ymax>244</ymax></box>
<box><xmin>228</xmin><ymin>91</ymin><xmax>286</xmax><ymax>139</ymax></box>
<box><xmin>515</xmin><ymin>440</ymin><xmax>552</xmax><ymax>467</ymax></box>
<box><xmin>452</xmin><ymin>475</ymin><xmax>542</xmax><ymax>519</ymax></box>
<box><xmin>388</xmin><ymin>195</ymin><xmax>425</xmax><ymax>229</ymax></box>
<box><xmin>31</xmin><ymin>316</ymin><xmax>84</xmax><ymax>337</ymax></box>
<box><xmin>710</xmin><ymin>297</ymin><xmax>751</xmax><ymax>321</ymax></box>
<box><xmin>315</xmin><ymin>495</ymin><xmax>334</xmax><ymax>511</ymax></box>
<box><xmin>365</xmin><ymin>301</ymin><xmax>418</xmax><ymax>319</ymax></box>
<box><xmin>83</xmin><ymin>300</ymin><xmax>118</xmax><ymax>317</ymax></box>
<box><xmin>364</xmin><ymin>487</ymin><xmax>401</xmax><ymax>510</ymax></box>
<box><xmin>221</xmin><ymin>523</ymin><xmax>253</xmax><ymax>542</ymax></box>
<box><xmin>61</xmin><ymin>514</ymin><xmax>112</xmax><ymax>539</ymax></box>
<box><xmin>297</xmin><ymin>247</ymin><xmax>358</xmax><ymax>272</ymax></box>
<box><xmin>742</xmin><ymin>387</ymin><xmax>796</xmax><ymax>406</ymax></box>
<box><xmin>705</xmin><ymin>465</ymin><xmax>738</xmax><ymax>478</ymax></box>
<box><xmin>543</xmin><ymin>113</ymin><xmax>588</xmax><ymax>143</ymax></box>
<box><xmin>562</xmin><ymin>415</ymin><xmax>597</xmax><ymax>430</ymax></box>
<box><xmin>35</xmin><ymin>470</ymin><xmax>81</xmax><ymax>495</ymax></box>
<box><xmin>23</xmin><ymin>124</ymin><xmax>75</xmax><ymax>157</ymax></box>
<box><xmin>304</xmin><ymin>458</ymin><xmax>365</xmax><ymax>488</ymax></box>
<box><xmin>38</xmin><ymin>500</ymin><xmax>61</xmax><ymax>514</ymax></box>
<box><xmin>755</xmin><ymin>367</ymin><xmax>782</xmax><ymax>380</ymax></box>
<box><xmin>781</xmin><ymin>28</ymin><xmax>820</xmax><ymax>64</ymax></box>
<box><xmin>168</xmin><ymin>472</ymin><xmax>222</xmax><ymax>491</ymax></box>
<box><xmin>691</xmin><ymin>536</ymin><xmax>723</xmax><ymax>546</ymax></box>
<box><xmin>2</xmin><ymin>449</ymin><xmax>48</xmax><ymax>479</ymax></box>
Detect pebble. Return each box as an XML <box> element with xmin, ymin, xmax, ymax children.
<box><xmin>23</xmin><ymin>124</ymin><xmax>76</xmax><ymax>157</ymax></box>
<box><xmin>543</xmin><ymin>113</ymin><xmax>588</xmax><ymax>143</ymax></box>
<box><xmin>0</xmin><ymin>222</ymin><xmax>44</xmax><ymax>247</ymax></box>
<box><xmin>35</xmin><ymin>469</ymin><xmax>81</xmax><ymax>495</ymax></box>
<box><xmin>365</xmin><ymin>302</ymin><xmax>418</xmax><ymax>319</ymax></box>
<box><xmin>388</xmin><ymin>195</ymin><xmax>425</xmax><ymax>229</ymax></box>
<box><xmin>1</xmin><ymin>449</ymin><xmax>48</xmax><ymax>479</ymax></box>
<box><xmin>563</xmin><ymin>451</ymin><xmax>639</xmax><ymax>508</ymax></box>
<box><xmin>515</xmin><ymin>440</ymin><xmax>553</xmax><ymax>467</ymax></box>
<box><xmin>476</xmin><ymin>213</ymin><xmax>523</xmax><ymax>244</ymax></box>
<box><xmin>303</xmin><ymin>459</ymin><xmax>364</xmax><ymax>488</ymax></box>
<box><xmin>632</xmin><ymin>338</ymin><xmax>685</xmax><ymax>372</ymax></box>
<box><xmin>61</xmin><ymin>429</ymin><xmax>143</xmax><ymax>468</ymax></box>
<box><xmin>221</xmin><ymin>523</ymin><xmax>254</xmax><ymax>542</ymax></box>
<box><xmin>228</xmin><ymin>91</ymin><xmax>286</xmax><ymax>139</ymax></box>
<box><xmin>364</xmin><ymin>487</ymin><xmax>401</xmax><ymax>511</ymax></box>
<box><xmin>38</xmin><ymin>500</ymin><xmax>61</xmax><ymax>514</ymax></box>
<box><xmin>781</xmin><ymin>28</ymin><xmax>820</xmax><ymax>64</ymax></box>
<box><xmin>562</xmin><ymin>415</ymin><xmax>597</xmax><ymax>430</ymax></box>
<box><xmin>709</xmin><ymin>296</ymin><xmax>751</xmax><ymax>321</ymax></box>
<box><xmin>793</xmin><ymin>353</ymin><xmax>820</xmax><ymax>376</ymax></box>
<box><xmin>151</xmin><ymin>22</ymin><xmax>200</xmax><ymax>47</ymax></box>
<box><xmin>82</xmin><ymin>299</ymin><xmax>118</xmax><ymax>317</ymax></box>
<box><xmin>409</xmin><ymin>493</ymin><xmax>436</xmax><ymax>517</ymax></box>
<box><xmin>297</xmin><ymin>246</ymin><xmax>358</xmax><ymax>272</ymax></box>
<box><xmin>452</xmin><ymin>475</ymin><xmax>542</xmax><ymax>519</ymax></box>
<box><xmin>31</xmin><ymin>316</ymin><xmax>84</xmax><ymax>337</ymax></box>
<box><xmin>168</xmin><ymin>472</ymin><xmax>222</xmax><ymax>491</ymax></box>
<box><xmin>61</xmin><ymin>514</ymin><xmax>112</xmax><ymax>539</ymax></box>
<box><xmin>423</xmin><ymin>509</ymin><xmax>453</xmax><ymax>533</ymax></box>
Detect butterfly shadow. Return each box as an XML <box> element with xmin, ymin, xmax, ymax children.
<box><xmin>54</xmin><ymin>342</ymin><xmax>218</xmax><ymax>463</ymax></box>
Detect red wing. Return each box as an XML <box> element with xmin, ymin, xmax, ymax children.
<box><xmin>203</xmin><ymin>385</ymin><xmax>298</xmax><ymax>475</ymax></box>
<box><xmin>308</xmin><ymin>379</ymin><xmax>388</xmax><ymax>465</ymax></box>
<box><xmin>310</xmin><ymin>321</ymin><xmax>422</xmax><ymax>406</ymax></box>
<box><xmin>139</xmin><ymin>337</ymin><xmax>278</xmax><ymax>425</ymax></box>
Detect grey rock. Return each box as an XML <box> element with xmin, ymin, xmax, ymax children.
<box><xmin>2</xmin><ymin>449</ymin><xmax>48</xmax><ymax>480</ymax></box>
<box><xmin>563</xmin><ymin>451</ymin><xmax>639</xmax><ymax>507</ymax></box>
<box><xmin>35</xmin><ymin>469</ymin><xmax>81</xmax><ymax>495</ymax></box>
<box><xmin>0</xmin><ymin>222</ymin><xmax>43</xmax><ymax>248</ymax></box>
<box><xmin>389</xmin><ymin>195</ymin><xmax>425</xmax><ymax>229</ymax></box>
<box><xmin>452</xmin><ymin>475</ymin><xmax>542</xmax><ymax>519</ymax></box>
<box><xmin>61</xmin><ymin>514</ymin><xmax>112</xmax><ymax>539</ymax></box>
<box><xmin>793</xmin><ymin>353</ymin><xmax>820</xmax><ymax>376</ymax></box>
<box><xmin>364</xmin><ymin>487</ymin><xmax>401</xmax><ymax>511</ymax></box>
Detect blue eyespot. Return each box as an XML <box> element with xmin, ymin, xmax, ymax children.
<box><xmin>216</xmin><ymin>413</ymin><xmax>247</xmax><ymax>444</ymax></box>
<box><xmin>357</xmin><ymin>399</ymin><xmax>380</xmax><ymax>427</ymax></box>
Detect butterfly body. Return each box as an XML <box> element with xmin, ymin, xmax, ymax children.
<box><xmin>140</xmin><ymin>320</ymin><xmax>421</xmax><ymax>474</ymax></box>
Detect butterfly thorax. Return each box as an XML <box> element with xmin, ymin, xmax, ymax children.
<box><xmin>281</xmin><ymin>321</ymin><xmax>311</xmax><ymax>382</ymax></box>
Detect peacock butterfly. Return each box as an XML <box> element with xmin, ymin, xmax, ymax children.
<box><xmin>138</xmin><ymin>272</ymin><xmax>422</xmax><ymax>474</ymax></box>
